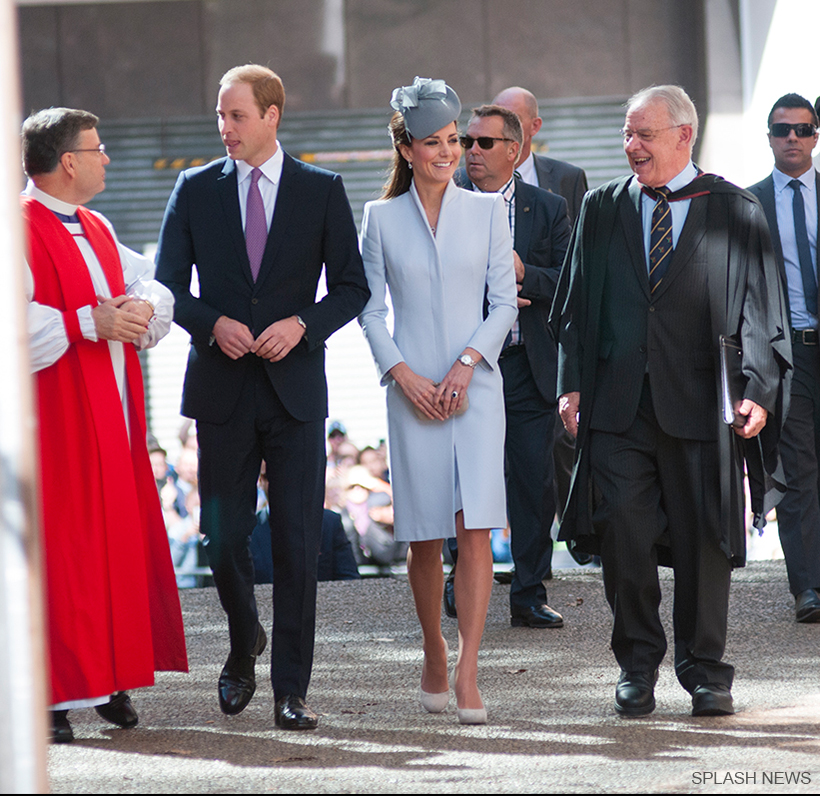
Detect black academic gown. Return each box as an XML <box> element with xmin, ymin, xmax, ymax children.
<box><xmin>551</xmin><ymin>174</ymin><xmax>792</xmax><ymax>567</ymax></box>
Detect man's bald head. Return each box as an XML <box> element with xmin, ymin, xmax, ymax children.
<box><xmin>491</xmin><ymin>86</ymin><xmax>542</xmax><ymax>163</ymax></box>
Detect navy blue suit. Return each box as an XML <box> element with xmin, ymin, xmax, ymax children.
<box><xmin>748</xmin><ymin>171</ymin><xmax>820</xmax><ymax>598</ymax></box>
<box><xmin>156</xmin><ymin>152</ymin><xmax>369</xmax><ymax>700</ymax></box>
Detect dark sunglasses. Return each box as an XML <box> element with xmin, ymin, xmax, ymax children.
<box><xmin>458</xmin><ymin>135</ymin><xmax>514</xmax><ymax>150</ymax></box>
<box><xmin>769</xmin><ymin>123</ymin><xmax>817</xmax><ymax>138</ymax></box>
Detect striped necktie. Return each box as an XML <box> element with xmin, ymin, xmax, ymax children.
<box><xmin>647</xmin><ymin>186</ymin><xmax>672</xmax><ymax>294</ymax></box>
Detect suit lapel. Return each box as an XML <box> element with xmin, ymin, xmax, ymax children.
<box><xmin>514</xmin><ymin>179</ymin><xmax>533</xmax><ymax>256</ymax></box>
<box><xmin>815</xmin><ymin>170</ymin><xmax>820</xmax><ymax>243</ymax></box>
<box><xmin>534</xmin><ymin>155</ymin><xmax>552</xmax><ymax>192</ymax></box>
<box><xmin>217</xmin><ymin>159</ymin><xmax>255</xmax><ymax>287</ymax></box>
<box><xmin>651</xmin><ymin>194</ymin><xmax>707</xmax><ymax>299</ymax></box>
<box><xmin>622</xmin><ymin>178</ymin><xmax>650</xmax><ymax>299</ymax></box>
<box><xmin>255</xmin><ymin>152</ymin><xmax>297</xmax><ymax>288</ymax></box>
<box><xmin>757</xmin><ymin>175</ymin><xmax>783</xmax><ymax>264</ymax></box>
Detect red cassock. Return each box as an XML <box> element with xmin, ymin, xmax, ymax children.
<box><xmin>22</xmin><ymin>197</ymin><xmax>188</xmax><ymax>705</ymax></box>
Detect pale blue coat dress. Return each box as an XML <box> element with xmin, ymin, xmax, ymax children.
<box><xmin>359</xmin><ymin>180</ymin><xmax>518</xmax><ymax>541</ymax></box>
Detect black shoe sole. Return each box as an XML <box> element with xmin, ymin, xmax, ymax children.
<box><xmin>614</xmin><ymin>699</ymin><xmax>656</xmax><ymax>717</ymax></box>
<box><xmin>692</xmin><ymin>697</ymin><xmax>734</xmax><ymax>716</ymax></box>
<box><xmin>274</xmin><ymin>716</ymin><xmax>319</xmax><ymax>730</ymax></box>
<box><xmin>510</xmin><ymin>616</ymin><xmax>564</xmax><ymax>629</ymax></box>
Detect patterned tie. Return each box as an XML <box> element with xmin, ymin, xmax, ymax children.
<box><xmin>648</xmin><ymin>186</ymin><xmax>672</xmax><ymax>294</ymax></box>
<box><xmin>789</xmin><ymin>179</ymin><xmax>818</xmax><ymax>316</ymax></box>
<box><xmin>245</xmin><ymin>167</ymin><xmax>267</xmax><ymax>282</ymax></box>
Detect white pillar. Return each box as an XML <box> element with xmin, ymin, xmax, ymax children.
<box><xmin>701</xmin><ymin>0</ymin><xmax>820</xmax><ymax>185</ymax></box>
<box><xmin>0</xmin><ymin>0</ymin><xmax>49</xmax><ymax>792</ymax></box>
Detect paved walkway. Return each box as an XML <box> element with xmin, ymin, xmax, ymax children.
<box><xmin>48</xmin><ymin>560</ymin><xmax>820</xmax><ymax>793</ymax></box>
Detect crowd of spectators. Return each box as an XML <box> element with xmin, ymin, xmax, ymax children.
<box><xmin>148</xmin><ymin>418</ymin><xmax>438</xmax><ymax>586</ymax></box>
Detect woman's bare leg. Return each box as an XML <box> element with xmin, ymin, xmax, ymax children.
<box><xmin>453</xmin><ymin>512</ymin><xmax>493</xmax><ymax>710</ymax></box>
<box><xmin>407</xmin><ymin>539</ymin><xmax>448</xmax><ymax>694</ymax></box>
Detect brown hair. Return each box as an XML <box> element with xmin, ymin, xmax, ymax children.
<box><xmin>22</xmin><ymin>107</ymin><xmax>99</xmax><ymax>176</ymax></box>
<box><xmin>219</xmin><ymin>64</ymin><xmax>286</xmax><ymax>118</ymax></box>
<box><xmin>382</xmin><ymin>111</ymin><xmax>413</xmax><ymax>199</ymax></box>
<box><xmin>470</xmin><ymin>104</ymin><xmax>524</xmax><ymax>148</ymax></box>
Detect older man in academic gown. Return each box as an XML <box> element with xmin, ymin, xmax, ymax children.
<box><xmin>553</xmin><ymin>86</ymin><xmax>790</xmax><ymax>719</ymax></box>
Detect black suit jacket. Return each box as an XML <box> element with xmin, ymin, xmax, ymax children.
<box><xmin>747</xmin><ymin>169</ymin><xmax>820</xmax><ymax>324</ymax></box>
<box><xmin>557</xmin><ymin>177</ymin><xmax>782</xmax><ymax>441</ymax></box>
<box><xmin>554</xmin><ymin>174</ymin><xmax>791</xmax><ymax>557</ymax></box>
<box><xmin>156</xmin><ymin>153</ymin><xmax>370</xmax><ymax>423</ymax></box>
<box><xmin>453</xmin><ymin>171</ymin><xmax>571</xmax><ymax>400</ymax></box>
<box><xmin>533</xmin><ymin>154</ymin><xmax>588</xmax><ymax>224</ymax></box>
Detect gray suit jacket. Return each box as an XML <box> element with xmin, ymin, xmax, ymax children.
<box><xmin>533</xmin><ymin>154</ymin><xmax>588</xmax><ymax>224</ymax></box>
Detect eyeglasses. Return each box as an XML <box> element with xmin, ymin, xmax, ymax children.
<box><xmin>69</xmin><ymin>144</ymin><xmax>107</xmax><ymax>154</ymax></box>
<box><xmin>458</xmin><ymin>135</ymin><xmax>514</xmax><ymax>150</ymax></box>
<box><xmin>619</xmin><ymin>125</ymin><xmax>685</xmax><ymax>142</ymax></box>
<box><xmin>769</xmin><ymin>123</ymin><xmax>817</xmax><ymax>138</ymax></box>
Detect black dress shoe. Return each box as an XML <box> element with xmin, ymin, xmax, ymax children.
<box><xmin>51</xmin><ymin>710</ymin><xmax>74</xmax><ymax>743</ymax></box>
<box><xmin>218</xmin><ymin>623</ymin><xmax>267</xmax><ymax>716</ymax></box>
<box><xmin>493</xmin><ymin>569</ymin><xmax>514</xmax><ymax>585</ymax></box>
<box><xmin>795</xmin><ymin>589</ymin><xmax>820</xmax><ymax>623</ymax></box>
<box><xmin>95</xmin><ymin>691</ymin><xmax>139</xmax><ymax>728</ymax></box>
<box><xmin>691</xmin><ymin>683</ymin><xmax>734</xmax><ymax>716</ymax></box>
<box><xmin>615</xmin><ymin>670</ymin><xmax>658</xmax><ymax>717</ymax></box>
<box><xmin>274</xmin><ymin>695</ymin><xmax>318</xmax><ymax>730</ymax></box>
<box><xmin>510</xmin><ymin>604</ymin><xmax>564</xmax><ymax>628</ymax></box>
<box><xmin>443</xmin><ymin>568</ymin><xmax>457</xmax><ymax>619</ymax></box>
<box><xmin>567</xmin><ymin>542</ymin><xmax>593</xmax><ymax>566</ymax></box>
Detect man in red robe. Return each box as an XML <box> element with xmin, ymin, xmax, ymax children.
<box><xmin>21</xmin><ymin>107</ymin><xmax>188</xmax><ymax>743</ymax></box>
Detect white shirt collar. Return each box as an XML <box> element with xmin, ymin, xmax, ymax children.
<box><xmin>773</xmin><ymin>165</ymin><xmax>816</xmax><ymax>194</ymax></box>
<box><xmin>665</xmin><ymin>161</ymin><xmax>698</xmax><ymax>192</ymax></box>
<box><xmin>471</xmin><ymin>173</ymin><xmax>516</xmax><ymax>198</ymax></box>
<box><xmin>517</xmin><ymin>151</ymin><xmax>537</xmax><ymax>183</ymax></box>
<box><xmin>24</xmin><ymin>180</ymin><xmax>81</xmax><ymax>215</ymax></box>
<box><xmin>235</xmin><ymin>143</ymin><xmax>284</xmax><ymax>186</ymax></box>
<box><xmin>634</xmin><ymin>161</ymin><xmax>698</xmax><ymax>195</ymax></box>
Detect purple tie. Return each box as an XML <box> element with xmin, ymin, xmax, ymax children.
<box><xmin>245</xmin><ymin>167</ymin><xmax>267</xmax><ymax>281</ymax></box>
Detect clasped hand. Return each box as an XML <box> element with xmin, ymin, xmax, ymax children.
<box><xmin>212</xmin><ymin>316</ymin><xmax>305</xmax><ymax>361</ymax></box>
<box><xmin>391</xmin><ymin>355</ymin><xmax>475</xmax><ymax>421</ymax></box>
<box><xmin>92</xmin><ymin>295</ymin><xmax>152</xmax><ymax>343</ymax></box>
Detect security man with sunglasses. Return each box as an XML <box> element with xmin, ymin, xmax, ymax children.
<box><xmin>452</xmin><ymin>105</ymin><xmax>571</xmax><ymax>629</ymax></box>
<box><xmin>749</xmin><ymin>93</ymin><xmax>820</xmax><ymax>624</ymax></box>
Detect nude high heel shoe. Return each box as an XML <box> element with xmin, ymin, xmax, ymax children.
<box><xmin>449</xmin><ymin>670</ymin><xmax>487</xmax><ymax>725</ymax></box>
<box><xmin>419</xmin><ymin>640</ymin><xmax>450</xmax><ymax>713</ymax></box>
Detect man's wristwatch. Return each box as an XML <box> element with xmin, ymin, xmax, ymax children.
<box><xmin>457</xmin><ymin>353</ymin><xmax>478</xmax><ymax>369</ymax></box>
<box><xmin>295</xmin><ymin>315</ymin><xmax>307</xmax><ymax>332</ymax></box>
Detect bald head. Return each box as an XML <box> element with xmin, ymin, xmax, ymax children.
<box><xmin>491</xmin><ymin>86</ymin><xmax>542</xmax><ymax>163</ymax></box>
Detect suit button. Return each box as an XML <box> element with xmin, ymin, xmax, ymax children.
<box><xmin>649</xmin><ymin>306</ymin><xmax>655</xmax><ymax>312</ymax></box>
<box><xmin>639</xmin><ymin>345</ymin><xmax>646</xmax><ymax>353</ymax></box>
<box><xmin>251</xmin><ymin>298</ymin><xmax>258</xmax><ymax>305</ymax></box>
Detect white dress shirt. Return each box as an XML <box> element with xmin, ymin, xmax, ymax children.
<box><xmin>639</xmin><ymin>161</ymin><xmax>698</xmax><ymax>269</ymax></box>
<box><xmin>516</xmin><ymin>151</ymin><xmax>539</xmax><ymax>187</ymax></box>
<box><xmin>234</xmin><ymin>143</ymin><xmax>284</xmax><ymax>232</ymax></box>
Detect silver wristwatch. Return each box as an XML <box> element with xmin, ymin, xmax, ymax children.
<box><xmin>458</xmin><ymin>353</ymin><xmax>478</xmax><ymax>369</ymax></box>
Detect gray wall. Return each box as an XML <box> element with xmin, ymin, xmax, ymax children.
<box><xmin>18</xmin><ymin>0</ymin><xmax>709</xmax><ymax>118</ymax></box>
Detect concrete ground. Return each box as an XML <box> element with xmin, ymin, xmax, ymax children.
<box><xmin>48</xmin><ymin>559</ymin><xmax>820</xmax><ymax>794</ymax></box>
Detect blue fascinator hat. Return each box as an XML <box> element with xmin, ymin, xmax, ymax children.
<box><xmin>389</xmin><ymin>77</ymin><xmax>461</xmax><ymax>139</ymax></box>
